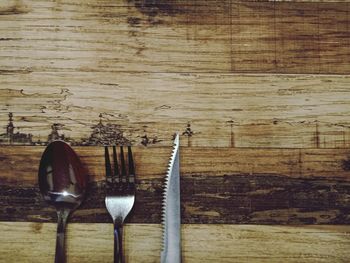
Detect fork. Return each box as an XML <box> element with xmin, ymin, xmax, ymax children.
<box><xmin>105</xmin><ymin>146</ymin><xmax>136</xmax><ymax>263</ymax></box>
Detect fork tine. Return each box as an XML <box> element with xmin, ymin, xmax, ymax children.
<box><xmin>120</xmin><ymin>146</ymin><xmax>126</xmax><ymax>182</ymax></box>
<box><xmin>127</xmin><ymin>146</ymin><xmax>135</xmax><ymax>183</ymax></box>
<box><xmin>105</xmin><ymin>146</ymin><xmax>112</xmax><ymax>182</ymax></box>
<box><xmin>112</xmin><ymin>146</ymin><xmax>120</xmax><ymax>182</ymax></box>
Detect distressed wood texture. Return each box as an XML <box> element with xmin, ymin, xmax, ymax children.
<box><xmin>1</xmin><ymin>146</ymin><xmax>350</xmax><ymax>224</ymax></box>
<box><xmin>1</xmin><ymin>73</ymin><xmax>350</xmax><ymax>148</ymax></box>
<box><xmin>1</xmin><ymin>222</ymin><xmax>350</xmax><ymax>263</ymax></box>
<box><xmin>0</xmin><ymin>1</ymin><xmax>349</xmax><ymax>74</ymax></box>
<box><xmin>1</xmin><ymin>0</ymin><xmax>350</xmax><ymax>262</ymax></box>
<box><xmin>1</xmin><ymin>0</ymin><xmax>350</xmax><ymax>261</ymax></box>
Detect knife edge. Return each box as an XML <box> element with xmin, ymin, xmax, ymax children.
<box><xmin>161</xmin><ymin>133</ymin><xmax>181</xmax><ymax>263</ymax></box>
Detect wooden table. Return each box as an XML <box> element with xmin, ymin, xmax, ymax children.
<box><xmin>1</xmin><ymin>0</ymin><xmax>350</xmax><ymax>262</ymax></box>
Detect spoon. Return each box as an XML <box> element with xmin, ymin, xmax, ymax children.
<box><xmin>38</xmin><ymin>140</ymin><xmax>88</xmax><ymax>263</ymax></box>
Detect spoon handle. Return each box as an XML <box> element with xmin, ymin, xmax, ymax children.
<box><xmin>55</xmin><ymin>209</ymin><xmax>69</xmax><ymax>263</ymax></box>
<box><xmin>114</xmin><ymin>223</ymin><xmax>123</xmax><ymax>263</ymax></box>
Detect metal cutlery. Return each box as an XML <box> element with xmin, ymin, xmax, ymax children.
<box><xmin>161</xmin><ymin>133</ymin><xmax>181</xmax><ymax>263</ymax></box>
<box><xmin>38</xmin><ymin>140</ymin><xmax>88</xmax><ymax>263</ymax></box>
<box><xmin>38</xmin><ymin>138</ymin><xmax>178</xmax><ymax>263</ymax></box>
<box><xmin>104</xmin><ymin>146</ymin><xmax>136</xmax><ymax>263</ymax></box>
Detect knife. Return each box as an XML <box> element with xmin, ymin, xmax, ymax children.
<box><xmin>161</xmin><ymin>133</ymin><xmax>181</xmax><ymax>263</ymax></box>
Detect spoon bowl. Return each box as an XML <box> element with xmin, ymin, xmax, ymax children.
<box><xmin>38</xmin><ymin>140</ymin><xmax>87</xmax><ymax>263</ymax></box>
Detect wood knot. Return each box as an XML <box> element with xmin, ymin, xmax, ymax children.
<box><xmin>30</xmin><ymin>222</ymin><xmax>43</xmax><ymax>234</ymax></box>
<box><xmin>341</xmin><ymin>158</ymin><xmax>350</xmax><ymax>171</ymax></box>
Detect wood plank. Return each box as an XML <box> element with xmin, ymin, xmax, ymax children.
<box><xmin>1</xmin><ymin>146</ymin><xmax>350</xmax><ymax>224</ymax></box>
<box><xmin>1</xmin><ymin>146</ymin><xmax>349</xmax><ymax>184</ymax></box>
<box><xmin>0</xmin><ymin>222</ymin><xmax>349</xmax><ymax>262</ymax></box>
<box><xmin>232</xmin><ymin>2</ymin><xmax>350</xmax><ymax>73</ymax></box>
<box><xmin>0</xmin><ymin>1</ymin><xmax>349</xmax><ymax>74</ymax></box>
<box><xmin>1</xmin><ymin>73</ymin><xmax>350</xmax><ymax>148</ymax></box>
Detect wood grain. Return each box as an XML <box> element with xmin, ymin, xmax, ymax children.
<box><xmin>232</xmin><ymin>2</ymin><xmax>350</xmax><ymax>73</ymax></box>
<box><xmin>1</xmin><ymin>73</ymin><xmax>350</xmax><ymax>148</ymax></box>
<box><xmin>1</xmin><ymin>0</ymin><xmax>349</xmax><ymax>261</ymax></box>
<box><xmin>0</xmin><ymin>1</ymin><xmax>349</xmax><ymax>74</ymax></box>
<box><xmin>2</xmin><ymin>146</ymin><xmax>350</xmax><ymax>183</ymax></box>
<box><xmin>1</xmin><ymin>146</ymin><xmax>350</xmax><ymax>224</ymax></box>
<box><xmin>0</xmin><ymin>222</ymin><xmax>349</xmax><ymax>263</ymax></box>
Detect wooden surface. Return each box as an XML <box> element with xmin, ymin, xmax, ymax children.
<box><xmin>1</xmin><ymin>73</ymin><xmax>350</xmax><ymax>148</ymax></box>
<box><xmin>1</xmin><ymin>146</ymin><xmax>350</xmax><ymax>224</ymax></box>
<box><xmin>1</xmin><ymin>0</ymin><xmax>350</xmax><ymax>262</ymax></box>
<box><xmin>0</xmin><ymin>1</ymin><xmax>349</xmax><ymax>74</ymax></box>
<box><xmin>1</xmin><ymin>222</ymin><xmax>350</xmax><ymax>263</ymax></box>
<box><xmin>0</xmin><ymin>0</ymin><xmax>350</xmax><ymax>148</ymax></box>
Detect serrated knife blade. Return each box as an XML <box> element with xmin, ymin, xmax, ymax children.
<box><xmin>161</xmin><ymin>133</ymin><xmax>181</xmax><ymax>263</ymax></box>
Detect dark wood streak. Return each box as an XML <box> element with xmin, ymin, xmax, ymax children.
<box><xmin>129</xmin><ymin>0</ymin><xmax>185</xmax><ymax>17</ymax></box>
<box><xmin>0</xmin><ymin>69</ymin><xmax>32</xmax><ymax>75</ymax></box>
<box><xmin>0</xmin><ymin>4</ymin><xmax>29</xmax><ymax>16</ymax></box>
<box><xmin>1</xmin><ymin>175</ymin><xmax>350</xmax><ymax>224</ymax></box>
<box><xmin>342</xmin><ymin>156</ymin><xmax>350</xmax><ymax>171</ymax></box>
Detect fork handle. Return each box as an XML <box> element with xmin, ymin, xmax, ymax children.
<box><xmin>114</xmin><ymin>223</ymin><xmax>123</xmax><ymax>263</ymax></box>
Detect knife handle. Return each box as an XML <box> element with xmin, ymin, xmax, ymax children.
<box><xmin>114</xmin><ymin>223</ymin><xmax>123</xmax><ymax>263</ymax></box>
